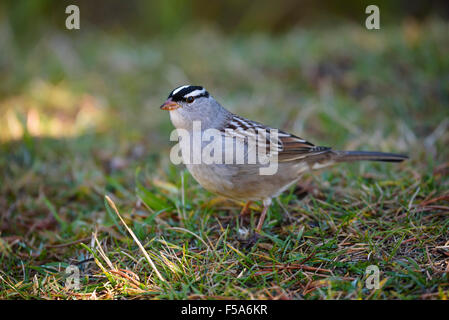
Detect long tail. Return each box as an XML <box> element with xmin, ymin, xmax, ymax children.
<box><xmin>333</xmin><ymin>150</ymin><xmax>408</xmax><ymax>163</ymax></box>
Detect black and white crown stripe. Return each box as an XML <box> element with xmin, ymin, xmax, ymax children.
<box><xmin>185</xmin><ymin>88</ymin><xmax>208</xmax><ymax>98</ymax></box>
<box><xmin>171</xmin><ymin>85</ymin><xmax>190</xmax><ymax>96</ymax></box>
<box><xmin>168</xmin><ymin>85</ymin><xmax>209</xmax><ymax>102</ymax></box>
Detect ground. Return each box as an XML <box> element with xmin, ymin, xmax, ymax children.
<box><xmin>1</xmin><ymin>20</ymin><xmax>448</xmax><ymax>299</ymax></box>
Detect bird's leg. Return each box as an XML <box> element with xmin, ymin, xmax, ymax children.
<box><xmin>255</xmin><ymin>199</ymin><xmax>272</xmax><ymax>233</ymax></box>
<box><xmin>239</xmin><ymin>201</ymin><xmax>252</xmax><ymax>217</ymax></box>
<box><xmin>255</xmin><ymin>206</ymin><xmax>268</xmax><ymax>232</ymax></box>
<box><xmin>241</xmin><ymin>200</ymin><xmax>272</xmax><ymax>247</ymax></box>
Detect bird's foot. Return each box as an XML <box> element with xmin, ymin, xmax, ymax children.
<box><xmin>239</xmin><ymin>232</ymin><xmax>261</xmax><ymax>249</ymax></box>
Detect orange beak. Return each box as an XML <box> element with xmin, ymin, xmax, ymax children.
<box><xmin>160</xmin><ymin>100</ymin><xmax>181</xmax><ymax>111</ymax></box>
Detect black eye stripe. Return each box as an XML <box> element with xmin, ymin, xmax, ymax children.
<box><xmin>184</xmin><ymin>93</ymin><xmax>209</xmax><ymax>102</ymax></box>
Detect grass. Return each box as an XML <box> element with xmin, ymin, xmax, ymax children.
<box><xmin>1</xmin><ymin>19</ymin><xmax>449</xmax><ymax>299</ymax></box>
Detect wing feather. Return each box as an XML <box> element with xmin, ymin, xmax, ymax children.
<box><xmin>220</xmin><ymin>114</ymin><xmax>332</xmax><ymax>163</ymax></box>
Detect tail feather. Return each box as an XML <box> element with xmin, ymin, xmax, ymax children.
<box><xmin>333</xmin><ymin>150</ymin><xmax>408</xmax><ymax>163</ymax></box>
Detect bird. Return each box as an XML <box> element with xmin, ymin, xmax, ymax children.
<box><xmin>160</xmin><ymin>85</ymin><xmax>407</xmax><ymax>234</ymax></box>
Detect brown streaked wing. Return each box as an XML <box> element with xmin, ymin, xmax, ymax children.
<box><xmin>220</xmin><ymin>115</ymin><xmax>332</xmax><ymax>162</ymax></box>
<box><xmin>276</xmin><ymin>132</ymin><xmax>332</xmax><ymax>162</ymax></box>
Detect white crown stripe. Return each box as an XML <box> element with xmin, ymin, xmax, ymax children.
<box><xmin>172</xmin><ymin>85</ymin><xmax>190</xmax><ymax>95</ymax></box>
<box><xmin>184</xmin><ymin>89</ymin><xmax>206</xmax><ymax>98</ymax></box>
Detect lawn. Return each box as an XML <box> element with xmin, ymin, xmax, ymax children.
<box><xmin>1</xmin><ymin>19</ymin><xmax>448</xmax><ymax>299</ymax></box>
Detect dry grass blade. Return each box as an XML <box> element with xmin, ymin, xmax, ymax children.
<box><xmin>105</xmin><ymin>195</ymin><xmax>166</xmax><ymax>282</ymax></box>
<box><xmin>93</xmin><ymin>230</ymin><xmax>114</xmax><ymax>269</ymax></box>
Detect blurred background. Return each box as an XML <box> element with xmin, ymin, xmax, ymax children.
<box><xmin>1</xmin><ymin>0</ymin><xmax>448</xmax><ymax>235</ymax></box>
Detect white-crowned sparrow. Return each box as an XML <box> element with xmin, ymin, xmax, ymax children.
<box><xmin>161</xmin><ymin>85</ymin><xmax>407</xmax><ymax>233</ymax></box>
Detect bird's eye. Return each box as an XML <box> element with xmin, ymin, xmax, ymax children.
<box><xmin>186</xmin><ymin>96</ymin><xmax>195</xmax><ymax>103</ymax></box>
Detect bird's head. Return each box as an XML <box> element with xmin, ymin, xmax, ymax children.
<box><xmin>161</xmin><ymin>85</ymin><xmax>223</xmax><ymax>130</ymax></box>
